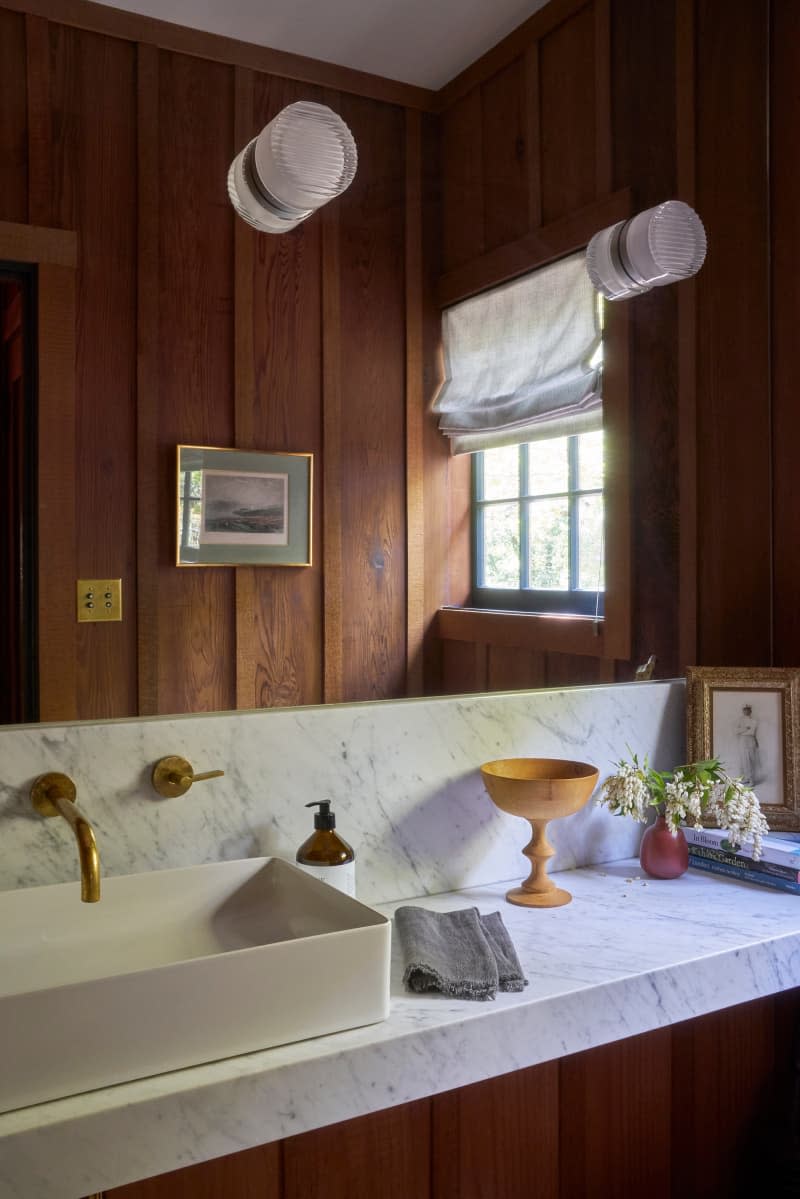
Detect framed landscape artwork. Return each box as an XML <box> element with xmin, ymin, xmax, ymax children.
<box><xmin>686</xmin><ymin>666</ymin><xmax>800</xmax><ymax>832</ymax></box>
<box><xmin>176</xmin><ymin>446</ymin><xmax>312</xmax><ymax>567</ymax></box>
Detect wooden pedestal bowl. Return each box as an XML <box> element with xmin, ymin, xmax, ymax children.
<box><xmin>480</xmin><ymin>758</ymin><xmax>599</xmax><ymax>908</ymax></box>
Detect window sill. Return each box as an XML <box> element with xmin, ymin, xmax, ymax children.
<box><xmin>437</xmin><ymin>606</ymin><xmax>610</xmax><ymax>658</ymax></box>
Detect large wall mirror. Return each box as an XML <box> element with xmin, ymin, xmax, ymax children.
<box><xmin>0</xmin><ymin>0</ymin><xmax>785</xmax><ymax>727</ymax></box>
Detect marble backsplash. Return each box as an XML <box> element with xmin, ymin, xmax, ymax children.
<box><xmin>0</xmin><ymin>681</ymin><xmax>685</xmax><ymax>904</ymax></box>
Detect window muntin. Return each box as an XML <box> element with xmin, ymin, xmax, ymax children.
<box><xmin>472</xmin><ymin>430</ymin><xmax>604</xmax><ymax>616</ymax></box>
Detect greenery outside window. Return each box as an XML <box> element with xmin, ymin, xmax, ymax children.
<box><xmin>472</xmin><ymin>431</ymin><xmax>604</xmax><ymax>616</ymax></box>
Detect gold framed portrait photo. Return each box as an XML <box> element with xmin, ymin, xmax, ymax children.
<box><xmin>686</xmin><ymin>666</ymin><xmax>800</xmax><ymax>832</ymax></box>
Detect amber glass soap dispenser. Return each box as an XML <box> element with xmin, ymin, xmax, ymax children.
<box><xmin>296</xmin><ymin>800</ymin><xmax>355</xmax><ymax>896</ymax></box>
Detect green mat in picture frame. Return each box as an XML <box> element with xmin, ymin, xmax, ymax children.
<box><xmin>176</xmin><ymin>445</ymin><xmax>313</xmax><ymax>567</ymax></box>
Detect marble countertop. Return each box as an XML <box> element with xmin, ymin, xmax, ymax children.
<box><xmin>3</xmin><ymin>860</ymin><xmax>800</xmax><ymax>1199</ymax></box>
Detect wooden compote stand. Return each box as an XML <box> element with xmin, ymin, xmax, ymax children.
<box><xmin>481</xmin><ymin>758</ymin><xmax>599</xmax><ymax>907</ymax></box>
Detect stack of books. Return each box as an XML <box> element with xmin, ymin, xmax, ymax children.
<box><xmin>685</xmin><ymin>826</ymin><xmax>800</xmax><ymax>895</ymax></box>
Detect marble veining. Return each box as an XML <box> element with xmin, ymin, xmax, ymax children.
<box><xmin>0</xmin><ymin>681</ymin><xmax>684</xmax><ymax>902</ymax></box>
<box><xmin>2</xmin><ymin>860</ymin><xmax>800</xmax><ymax>1199</ymax></box>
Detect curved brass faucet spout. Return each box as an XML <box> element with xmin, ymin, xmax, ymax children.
<box><xmin>31</xmin><ymin>773</ymin><xmax>101</xmax><ymax>902</ymax></box>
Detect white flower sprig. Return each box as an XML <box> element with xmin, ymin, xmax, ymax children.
<box><xmin>600</xmin><ymin>753</ymin><xmax>769</xmax><ymax>859</ymax></box>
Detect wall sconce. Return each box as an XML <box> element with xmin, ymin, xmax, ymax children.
<box><xmin>228</xmin><ymin>101</ymin><xmax>357</xmax><ymax>234</ymax></box>
<box><xmin>586</xmin><ymin>200</ymin><xmax>706</xmax><ymax>300</ymax></box>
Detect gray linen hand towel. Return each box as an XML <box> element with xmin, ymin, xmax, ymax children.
<box><xmin>479</xmin><ymin>910</ymin><xmax>527</xmax><ymax>993</ymax></box>
<box><xmin>394</xmin><ymin>906</ymin><xmax>527</xmax><ymax>1002</ymax></box>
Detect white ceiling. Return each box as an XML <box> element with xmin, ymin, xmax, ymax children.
<box><xmin>92</xmin><ymin>0</ymin><xmax>550</xmax><ymax>89</ymax></box>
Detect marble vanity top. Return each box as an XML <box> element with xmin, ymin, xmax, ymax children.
<box><xmin>2</xmin><ymin>860</ymin><xmax>800</xmax><ymax>1199</ymax></box>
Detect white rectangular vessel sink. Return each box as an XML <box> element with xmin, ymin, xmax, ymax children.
<box><xmin>0</xmin><ymin>857</ymin><xmax>391</xmax><ymax>1114</ymax></box>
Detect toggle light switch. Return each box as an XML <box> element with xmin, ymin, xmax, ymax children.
<box><xmin>77</xmin><ymin>579</ymin><xmax>122</xmax><ymax>622</ymax></box>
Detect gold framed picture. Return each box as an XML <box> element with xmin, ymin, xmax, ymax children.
<box><xmin>686</xmin><ymin>666</ymin><xmax>800</xmax><ymax>832</ymax></box>
<box><xmin>176</xmin><ymin>445</ymin><xmax>313</xmax><ymax>567</ymax></box>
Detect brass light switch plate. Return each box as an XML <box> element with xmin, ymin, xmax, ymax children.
<box><xmin>77</xmin><ymin>579</ymin><xmax>122</xmax><ymax>622</ymax></box>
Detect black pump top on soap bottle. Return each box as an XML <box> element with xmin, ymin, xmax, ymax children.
<box><xmin>308</xmin><ymin>800</ymin><xmax>335</xmax><ymax>830</ymax></box>
<box><xmin>296</xmin><ymin>800</ymin><xmax>354</xmax><ymax>866</ymax></box>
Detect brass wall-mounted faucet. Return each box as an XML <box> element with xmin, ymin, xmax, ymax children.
<box><xmin>30</xmin><ymin>773</ymin><xmax>101</xmax><ymax>902</ymax></box>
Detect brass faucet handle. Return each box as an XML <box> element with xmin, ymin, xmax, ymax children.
<box><xmin>31</xmin><ymin>772</ymin><xmax>77</xmax><ymax>817</ymax></box>
<box><xmin>151</xmin><ymin>755</ymin><xmax>225</xmax><ymax>798</ymax></box>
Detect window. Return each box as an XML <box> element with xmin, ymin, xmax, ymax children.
<box><xmin>472</xmin><ymin>430</ymin><xmax>604</xmax><ymax>616</ymax></box>
<box><xmin>435</xmin><ymin>199</ymin><xmax>632</xmax><ymax>661</ymax></box>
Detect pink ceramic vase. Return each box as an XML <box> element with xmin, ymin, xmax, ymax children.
<box><xmin>639</xmin><ymin>814</ymin><xmax>688</xmax><ymax>879</ymax></box>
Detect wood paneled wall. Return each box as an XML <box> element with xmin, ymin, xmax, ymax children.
<box><xmin>691</xmin><ymin>0</ymin><xmax>800</xmax><ymax>670</ymax></box>
<box><xmin>3</xmin><ymin>0</ymin><xmax>797</xmax><ymax>718</ymax></box>
<box><xmin>433</xmin><ymin>0</ymin><xmax>680</xmax><ymax>696</ymax></box>
<box><xmin>435</xmin><ymin>0</ymin><xmax>800</xmax><ymax>695</ymax></box>
<box><xmin>107</xmin><ymin>990</ymin><xmax>800</xmax><ymax>1198</ymax></box>
<box><xmin>0</xmin><ymin>4</ymin><xmax>420</xmax><ymax>720</ymax></box>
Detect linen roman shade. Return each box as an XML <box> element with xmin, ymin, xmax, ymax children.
<box><xmin>434</xmin><ymin>251</ymin><xmax>602</xmax><ymax>455</ymax></box>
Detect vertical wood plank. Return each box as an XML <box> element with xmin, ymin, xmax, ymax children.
<box><xmin>105</xmin><ymin>1143</ymin><xmax>281</xmax><ymax>1198</ymax></box>
<box><xmin>233</xmin><ymin>66</ymin><xmax>258</xmax><ymax>710</ymax></box>
<box><xmin>487</xmin><ymin>645</ymin><xmax>546</xmax><ymax>691</ymax></box>
<box><xmin>420</xmin><ymin>111</ymin><xmax>449</xmax><ymax>695</ymax></box>
<box><xmin>48</xmin><ymin>24</ymin><xmax>138</xmax><ymax>720</ymax></box>
<box><xmin>545</xmin><ymin>651</ymin><xmax>611</xmax><ymax>687</ymax></box>
<box><xmin>671</xmin><ymin>998</ymin><xmax>776</xmax><ymax>1197</ymax></box>
<box><xmin>441</xmin><ymin>89</ymin><xmax>483</xmax><ymax>272</ymax></box>
<box><xmin>337</xmin><ymin>92</ymin><xmax>407</xmax><ymax>702</ymax></box>
<box><xmin>238</xmin><ymin>70</ymin><xmax>324</xmax><ymax>708</ymax></box>
<box><xmin>694</xmin><ymin>0</ymin><xmax>770</xmax><ymax>665</ymax></box>
<box><xmin>321</xmin><ymin>100</ymin><xmax>344</xmax><ymax>704</ymax></box>
<box><xmin>611</xmin><ymin>0</ymin><xmax>678</xmax><ymax>676</ymax></box>
<box><xmin>406</xmin><ymin>107</ymin><xmax>425</xmax><ymax>695</ymax></box>
<box><xmin>441</xmin><ymin>639</ymin><xmax>487</xmax><ymax>695</ymax></box>
<box><xmin>447</xmin><ymin>450</ymin><xmax>472</xmax><ymax>607</ymax></box>
<box><xmin>523</xmin><ymin>44</ymin><xmax>542</xmax><ymax>229</ymax></box>
<box><xmin>559</xmin><ymin>1026</ymin><xmax>672</xmax><ymax>1198</ymax></box>
<box><xmin>676</xmin><ymin>0</ymin><xmax>697</xmax><ymax>673</ymax></box>
<box><xmin>0</xmin><ymin>10</ymin><xmax>28</xmax><ymax>224</ymax></box>
<box><xmin>480</xmin><ymin>57</ymin><xmax>528</xmax><ymax>252</ymax></box>
<box><xmin>157</xmin><ymin>50</ymin><xmax>236</xmax><ymax>715</ymax></box>
<box><xmin>593</xmin><ymin>0</ymin><xmax>612</xmax><ymax>196</ymax></box>
<box><xmin>136</xmin><ymin>41</ymin><xmax>161</xmax><ymax>715</ymax></box>
<box><xmin>770</xmin><ymin>0</ymin><xmax>800</xmax><ymax>667</ymax></box>
<box><xmin>25</xmin><ymin>13</ymin><xmax>52</xmax><ymax>227</ymax></box>
<box><xmin>37</xmin><ymin>264</ymin><xmax>77</xmax><ymax>720</ymax></box>
<box><xmin>602</xmin><ymin>297</ymin><xmax>632</xmax><ymax>662</ymax></box>
<box><xmin>432</xmin><ymin>1064</ymin><xmax>559</xmax><ymax>1199</ymax></box>
<box><xmin>283</xmin><ymin>1101</ymin><xmax>431</xmax><ymax>1199</ymax></box>
<box><xmin>539</xmin><ymin>4</ymin><xmax>596</xmax><ymax>223</ymax></box>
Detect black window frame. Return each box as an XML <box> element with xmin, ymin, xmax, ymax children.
<box><xmin>470</xmin><ymin>433</ymin><xmax>604</xmax><ymax>616</ymax></box>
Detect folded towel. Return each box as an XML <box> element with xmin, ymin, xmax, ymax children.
<box><xmin>394</xmin><ymin>905</ymin><xmax>527</xmax><ymax>1002</ymax></box>
<box><xmin>477</xmin><ymin>910</ymin><xmax>527</xmax><ymax>994</ymax></box>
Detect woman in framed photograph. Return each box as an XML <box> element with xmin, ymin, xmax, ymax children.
<box><xmin>735</xmin><ymin>704</ymin><xmax>760</xmax><ymax>786</ymax></box>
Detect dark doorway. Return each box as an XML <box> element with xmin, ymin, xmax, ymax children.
<box><xmin>0</xmin><ymin>263</ymin><xmax>38</xmax><ymax>723</ymax></box>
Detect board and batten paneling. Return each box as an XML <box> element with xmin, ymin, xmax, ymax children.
<box><xmin>104</xmin><ymin>992</ymin><xmax>798</xmax><ymax>1197</ymax></box>
<box><xmin>154</xmin><ymin>49</ymin><xmax>237</xmax><ymax>716</ymax></box>
<box><xmin>433</xmin><ymin>0</ymin><xmax>631</xmax><ymax>697</ymax></box>
<box><xmin>693</xmin><ymin>0</ymin><xmax>771</xmax><ymax>667</ymax></box>
<box><xmin>46</xmin><ymin>23</ymin><xmax>139</xmax><ymax>720</ymax></box>
<box><xmin>435</xmin><ymin>0</ymin><xmax>800</xmax><ymax>692</ymax></box>
<box><xmin>1</xmin><ymin>2</ymin><xmax>413</xmax><ymax>720</ymax></box>
<box><xmin>336</xmin><ymin>92</ymin><xmax>408</xmax><ymax>702</ymax></box>
<box><xmin>0</xmin><ymin>9</ymin><xmax>27</xmax><ymax>222</ymax></box>
<box><xmin>771</xmin><ymin>0</ymin><xmax>800</xmax><ymax>669</ymax></box>
<box><xmin>234</xmin><ymin>68</ymin><xmax>324</xmax><ymax>710</ymax></box>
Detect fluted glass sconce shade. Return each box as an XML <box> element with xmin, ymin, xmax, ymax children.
<box><xmin>586</xmin><ymin>200</ymin><xmax>707</xmax><ymax>300</ymax></box>
<box><xmin>228</xmin><ymin>101</ymin><xmax>358</xmax><ymax>234</ymax></box>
